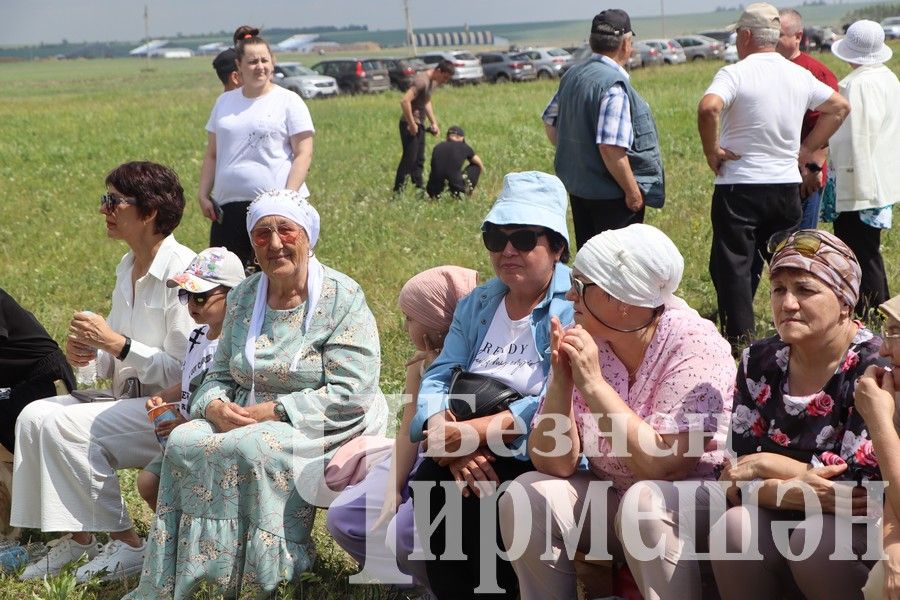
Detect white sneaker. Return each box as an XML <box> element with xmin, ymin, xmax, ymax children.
<box><xmin>74</xmin><ymin>539</ymin><xmax>146</xmax><ymax>582</ymax></box>
<box><xmin>19</xmin><ymin>534</ymin><xmax>102</xmax><ymax>580</ymax></box>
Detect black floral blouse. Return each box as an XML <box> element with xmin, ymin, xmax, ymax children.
<box><xmin>730</xmin><ymin>326</ymin><xmax>887</xmax><ymax>482</ymax></box>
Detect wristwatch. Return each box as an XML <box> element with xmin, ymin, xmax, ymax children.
<box><xmin>273</xmin><ymin>401</ymin><xmax>290</xmax><ymax>423</ymax></box>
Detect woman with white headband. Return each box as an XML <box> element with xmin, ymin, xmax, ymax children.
<box><xmin>499</xmin><ymin>224</ymin><xmax>735</xmax><ymax>600</ymax></box>
<box><xmin>126</xmin><ymin>189</ymin><xmax>387</xmax><ymax>598</ymax></box>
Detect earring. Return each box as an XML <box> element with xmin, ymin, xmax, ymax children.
<box><xmin>307</xmin><ymin>249</ymin><xmax>313</xmax><ymax>257</ymax></box>
<box><xmin>253</xmin><ymin>257</ymin><xmax>260</xmax><ymax>265</ymax></box>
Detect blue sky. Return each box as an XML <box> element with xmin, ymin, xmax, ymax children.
<box><xmin>1</xmin><ymin>0</ymin><xmax>866</xmax><ymax>46</ymax></box>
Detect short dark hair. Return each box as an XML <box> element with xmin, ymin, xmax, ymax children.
<box><xmin>233</xmin><ymin>25</ymin><xmax>272</xmax><ymax>61</ymax></box>
<box><xmin>483</xmin><ymin>222</ymin><xmax>570</xmax><ymax>264</ymax></box>
<box><xmin>104</xmin><ymin>162</ymin><xmax>185</xmax><ymax>236</ymax></box>
<box><xmin>589</xmin><ymin>31</ymin><xmax>625</xmax><ymax>54</ymax></box>
<box><xmin>212</xmin><ymin>48</ymin><xmax>238</xmax><ymax>85</ymax></box>
<box><xmin>435</xmin><ymin>59</ymin><xmax>456</xmax><ymax>76</ymax></box>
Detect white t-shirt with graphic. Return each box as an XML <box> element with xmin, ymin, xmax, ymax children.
<box><xmin>180</xmin><ymin>326</ymin><xmax>219</xmax><ymax>419</ymax></box>
<box><xmin>206</xmin><ymin>85</ymin><xmax>315</xmax><ymax>204</ymax></box>
<box><xmin>468</xmin><ymin>300</ymin><xmax>543</xmax><ymax>397</ymax></box>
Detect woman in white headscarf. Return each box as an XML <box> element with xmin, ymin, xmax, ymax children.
<box><xmin>499</xmin><ymin>224</ymin><xmax>736</xmax><ymax>600</ymax></box>
<box><xmin>126</xmin><ymin>189</ymin><xmax>387</xmax><ymax>599</ymax></box>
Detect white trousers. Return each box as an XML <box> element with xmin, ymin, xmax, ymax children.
<box><xmin>10</xmin><ymin>395</ymin><xmax>160</xmax><ymax>533</ymax></box>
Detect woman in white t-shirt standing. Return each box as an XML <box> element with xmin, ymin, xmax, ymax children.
<box><xmin>197</xmin><ymin>25</ymin><xmax>315</xmax><ymax>271</ymax></box>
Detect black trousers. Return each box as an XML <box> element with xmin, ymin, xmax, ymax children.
<box><xmin>0</xmin><ymin>349</ymin><xmax>74</xmax><ymax>453</ymax></box>
<box><xmin>833</xmin><ymin>211</ymin><xmax>889</xmax><ymax>316</ymax></box>
<box><xmin>427</xmin><ymin>164</ymin><xmax>482</xmax><ymax>198</ymax></box>
<box><xmin>569</xmin><ymin>194</ymin><xmax>644</xmax><ymax>250</ymax></box>
<box><xmin>393</xmin><ymin>120</ymin><xmax>426</xmax><ymax>191</ymax></box>
<box><xmin>709</xmin><ymin>183</ymin><xmax>802</xmax><ymax>347</ymax></box>
<box><xmin>412</xmin><ymin>455</ymin><xmax>534</xmax><ymax>599</ymax></box>
<box><xmin>209</xmin><ymin>200</ymin><xmax>254</xmax><ymax>270</ymax></box>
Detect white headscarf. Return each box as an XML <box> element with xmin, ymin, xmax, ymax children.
<box><xmin>573</xmin><ymin>224</ymin><xmax>684</xmax><ymax>308</ymax></box>
<box><xmin>244</xmin><ymin>189</ymin><xmax>325</xmax><ymax>404</ymax></box>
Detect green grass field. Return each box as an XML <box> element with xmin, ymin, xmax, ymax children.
<box><xmin>1</xmin><ymin>45</ymin><xmax>899</xmax><ymax>598</ymax></box>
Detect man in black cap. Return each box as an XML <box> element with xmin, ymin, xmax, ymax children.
<box><xmin>542</xmin><ymin>8</ymin><xmax>665</xmax><ymax>249</ymax></box>
<box><xmin>425</xmin><ymin>125</ymin><xmax>484</xmax><ymax>198</ymax></box>
<box><xmin>212</xmin><ymin>48</ymin><xmax>241</xmax><ymax>91</ymax></box>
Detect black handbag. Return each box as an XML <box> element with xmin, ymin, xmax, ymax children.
<box><xmin>447</xmin><ymin>366</ymin><xmax>522</xmax><ymax>421</ymax></box>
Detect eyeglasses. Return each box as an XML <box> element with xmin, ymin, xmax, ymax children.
<box><xmin>99</xmin><ymin>194</ymin><xmax>137</xmax><ymax>212</ymax></box>
<box><xmin>569</xmin><ymin>273</ymin><xmax>597</xmax><ymax>299</ymax></box>
<box><xmin>250</xmin><ymin>224</ymin><xmax>303</xmax><ymax>247</ymax></box>
<box><xmin>178</xmin><ymin>288</ymin><xmax>225</xmax><ymax>306</ymax></box>
<box><xmin>883</xmin><ymin>328</ymin><xmax>900</xmax><ymax>346</ymax></box>
<box><xmin>767</xmin><ymin>230</ymin><xmax>855</xmax><ymax>260</ymax></box>
<box><xmin>482</xmin><ymin>228</ymin><xmax>546</xmax><ymax>253</ymax></box>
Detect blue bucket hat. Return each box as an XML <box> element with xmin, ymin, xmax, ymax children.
<box><xmin>481</xmin><ymin>171</ymin><xmax>570</xmax><ymax>246</ymax></box>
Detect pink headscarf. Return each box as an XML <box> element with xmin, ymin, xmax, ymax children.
<box><xmin>398</xmin><ymin>266</ymin><xmax>478</xmax><ymax>332</ymax></box>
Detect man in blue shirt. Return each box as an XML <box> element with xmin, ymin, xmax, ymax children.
<box><xmin>543</xmin><ymin>9</ymin><xmax>665</xmax><ymax>249</ymax></box>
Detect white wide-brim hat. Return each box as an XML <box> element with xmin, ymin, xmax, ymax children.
<box><xmin>831</xmin><ymin>20</ymin><xmax>893</xmax><ymax>65</ymax></box>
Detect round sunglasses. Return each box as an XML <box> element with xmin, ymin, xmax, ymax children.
<box><xmin>178</xmin><ymin>288</ymin><xmax>225</xmax><ymax>306</ymax></box>
<box><xmin>482</xmin><ymin>228</ymin><xmax>546</xmax><ymax>253</ymax></box>
<box><xmin>250</xmin><ymin>224</ymin><xmax>303</xmax><ymax>248</ymax></box>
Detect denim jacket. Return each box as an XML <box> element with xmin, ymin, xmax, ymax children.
<box><xmin>411</xmin><ymin>261</ymin><xmax>574</xmax><ymax>459</ymax></box>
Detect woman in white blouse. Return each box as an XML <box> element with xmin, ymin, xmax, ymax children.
<box><xmin>11</xmin><ymin>161</ymin><xmax>196</xmax><ymax>583</ymax></box>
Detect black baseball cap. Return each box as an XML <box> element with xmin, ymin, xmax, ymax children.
<box><xmin>213</xmin><ymin>48</ymin><xmax>238</xmax><ymax>78</ymax></box>
<box><xmin>591</xmin><ymin>9</ymin><xmax>634</xmax><ymax>36</ymax></box>
<box><xmin>447</xmin><ymin>125</ymin><xmax>465</xmax><ymax>137</ymax></box>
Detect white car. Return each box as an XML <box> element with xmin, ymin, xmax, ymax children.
<box><xmin>273</xmin><ymin>63</ymin><xmax>339</xmax><ymax>99</ymax></box>
<box><xmin>883</xmin><ymin>17</ymin><xmax>900</xmax><ymax>39</ymax></box>
<box><xmin>723</xmin><ymin>44</ymin><xmax>738</xmax><ymax>64</ymax></box>
<box><xmin>418</xmin><ymin>50</ymin><xmax>484</xmax><ymax>84</ymax></box>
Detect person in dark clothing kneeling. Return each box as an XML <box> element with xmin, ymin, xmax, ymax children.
<box><xmin>426</xmin><ymin>125</ymin><xmax>484</xmax><ymax>199</ymax></box>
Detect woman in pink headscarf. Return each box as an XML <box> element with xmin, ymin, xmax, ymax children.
<box><xmin>326</xmin><ymin>266</ymin><xmax>477</xmax><ymax>591</ymax></box>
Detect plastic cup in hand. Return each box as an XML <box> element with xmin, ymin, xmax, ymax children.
<box><xmin>147</xmin><ymin>403</ymin><xmax>181</xmax><ymax>448</ymax></box>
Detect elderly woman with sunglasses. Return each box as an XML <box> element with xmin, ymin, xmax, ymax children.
<box><xmin>499</xmin><ymin>224</ymin><xmax>735</xmax><ymax>600</ymax></box>
<box><xmin>408</xmin><ymin>171</ymin><xmax>574</xmax><ymax>599</ymax></box>
<box><xmin>126</xmin><ymin>189</ymin><xmax>386</xmax><ymax>598</ymax></box>
<box><xmin>12</xmin><ymin>161</ymin><xmax>196</xmax><ymax>581</ymax></box>
<box><xmin>712</xmin><ymin>229</ymin><xmax>887</xmax><ymax>600</ymax></box>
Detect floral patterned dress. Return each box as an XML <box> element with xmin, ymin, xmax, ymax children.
<box><xmin>126</xmin><ymin>268</ymin><xmax>387</xmax><ymax>599</ymax></box>
<box><xmin>730</xmin><ymin>326</ymin><xmax>887</xmax><ymax>482</ymax></box>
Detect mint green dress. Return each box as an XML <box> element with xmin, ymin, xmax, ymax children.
<box><xmin>126</xmin><ymin>268</ymin><xmax>387</xmax><ymax>599</ymax></box>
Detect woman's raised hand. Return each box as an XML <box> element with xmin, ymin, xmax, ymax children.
<box><xmin>206</xmin><ymin>398</ymin><xmax>257</xmax><ymax>433</ymax></box>
<box><xmin>68</xmin><ymin>311</ymin><xmax>120</xmax><ymax>354</ymax></box>
<box><xmin>558</xmin><ymin>324</ymin><xmax>603</xmax><ymax>395</ymax></box>
<box><xmin>549</xmin><ymin>316</ymin><xmax>573</xmax><ymax>389</ymax></box>
<box><xmin>855</xmin><ymin>364</ymin><xmax>897</xmax><ymax>427</ymax></box>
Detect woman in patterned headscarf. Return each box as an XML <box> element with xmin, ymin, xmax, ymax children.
<box><xmin>713</xmin><ymin>228</ymin><xmax>888</xmax><ymax>599</ymax></box>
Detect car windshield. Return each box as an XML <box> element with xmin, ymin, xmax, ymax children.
<box><xmin>280</xmin><ymin>64</ymin><xmax>315</xmax><ymax>77</ymax></box>
<box><xmin>547</xmin><ymin>48</ymin><xmax>571</xmax><ymax>57</ymax></box>
<box><xmin>363</xmin><ymin>60</ymin><xmax>384</xmax><ymax>70</ymax></box>
<box><xmin>453</xmin><ymin>52</ymin><xmax>477</xmax><ymax>61</ymax></box>
<box><xmin>884</xmin><ymin>17</ymin><xmax>900</xmax><ymax>25</ymax></box>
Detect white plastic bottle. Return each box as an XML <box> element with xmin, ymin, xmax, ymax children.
<box><xmin>74</xmin><ymin>311</ymin><xmax>97</xmax><ymax>387</ymax></box>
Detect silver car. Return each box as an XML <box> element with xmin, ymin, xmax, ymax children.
<box><xmin>273</xmin><ymin>63</ymin><xmax>339</xmax><ymax>98</ymax></box>
<box><xmin>513</xmin><ymin>47</ymin><xmax>574</xmax><ymax>78</ymax></box>
<box><xmin>642</xmin><ymin>39</ymin><xmax>687</xmax><ymax>65</ymax></box>
<box><xmin>674</xmin><ymin>35</ymin><xmax>725</xmax><ymax>61</ymax></box>
<box><xmin>882</xmin><ymin>17</ymin><xmax>900</xmax><ymax>39</ymax></box>
<box><xmin>418</xmin><ymin>50</ymin><xmax>484</xmax><ymax>84</ymax></box>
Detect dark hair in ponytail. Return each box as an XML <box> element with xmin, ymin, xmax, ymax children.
<box><xmin>233</xmin><ymin>25</ymin><xmax>271</xmax><ymax>60</ymax></box>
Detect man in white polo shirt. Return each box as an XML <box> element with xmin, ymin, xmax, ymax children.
<box><xmin>697</xmin><ymin>2</ymin><xmax>850</xmax><ymax>348</ymax></box>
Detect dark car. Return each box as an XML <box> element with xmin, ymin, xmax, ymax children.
<box><xmin>380</xmin><ymin>57</ymin><xmax>427</xmax><ymax>90</ymax></box>
<box><xmin>309</xmin><ymin>59</ymin><xmax>390</xmax><ymax>94</ymax></box>
<box><xmin>477</xmin><ymin>52</ymin><xmax>537</xmax><ymax>83</ymax></box>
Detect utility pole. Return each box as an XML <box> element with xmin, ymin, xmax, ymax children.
<box><xmin>404</xmin><ymin>0</ymin><xmax>417</xmax><ymax>56</ymax></box>
<box><xmin>660</xmin><ymin>0</ymin><xmax>666</xmax><ymax>38</ymax></box>
<box><xmin>143</xmin><ymin>4</ymin><xmax>152</xmax><ymax>71</ymax></box>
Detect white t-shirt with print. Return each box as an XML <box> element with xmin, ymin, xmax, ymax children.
<box><xmin>206</xmin><ymin>85</ymin><xmax>315</xmax><ymax>204</ymax></box>
<box><xmin>180</xmin><ymin>326</ymin><xmax>219</xmax><ymax>419</ymax></box>
<box><xmin>468</xmin><ymin>300</ymin><xmax>543</xmax><ymax>397</ymax></box>
<box><xmin>704</xmin><ymin>52</ymin><xmax>835</xmax><ymax>185</ymax></box>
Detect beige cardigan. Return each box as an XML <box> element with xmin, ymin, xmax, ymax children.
<box><xmin>830</xmin><ymin>64</ymin><xmax>900</xmax><ymax>213</ymax></box>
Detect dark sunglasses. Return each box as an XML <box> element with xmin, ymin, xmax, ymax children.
<box><xmin>767</xmin><ymin>229</ymin><xmax>855</xmax><ymax>260</ymax></box>
<box><xmin>99</xmin><ymin>194</ymin><xmax>138</xmax><ymax>212</ymax></box>
<box><xmin>569</xmin><ymin>273</ymin><xmax>597</xmax><ymax>299</ymax></box>
<box><xmin>482</xmin><ymin>228</ymin><xmax>546</xmax><ymax>253</ymax></box>
<box><xmin>178</xmin><ymin>288</ymin><xmax>225</xmax><ymax>306</ymax></box>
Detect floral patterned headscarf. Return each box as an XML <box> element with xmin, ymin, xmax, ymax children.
<box><xmin>769</xmin><ymin>229</ymin><xmax>861</xmax><ymax>308</ymax></box>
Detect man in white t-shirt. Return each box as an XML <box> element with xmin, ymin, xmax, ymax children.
<box><xmin>697</xmin><ymin>2</ymin><xmax>849</xmax><ymax>348</ymax></box>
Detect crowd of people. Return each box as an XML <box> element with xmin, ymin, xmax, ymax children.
<box><xmin>0</xmin><ymin>4</ymin><xmax>899</xmax><ymax>600</ymax></box>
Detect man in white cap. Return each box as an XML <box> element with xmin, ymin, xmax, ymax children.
<box><xmin>697</xmin><ymin>2</ymin><xmax>850</xmax><ymax>348</ymax></box>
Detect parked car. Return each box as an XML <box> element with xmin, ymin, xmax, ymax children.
<box><xmin>417</xmin><ymin>50</ymin><xmax>484</xmax><ymax>84</ymax></box>
<box><xmin>802</xmin><ymin>26</ymin><xmax>839</xmax><ymax>52</ymax></box>
<box><xmin>883</xmin><ymin>17</ymin><xmax>900</xmax><ymax>39</ymax></box>
<box><xmin>272</xmin><ymin>62</ymin><xmax>339</xmax><ymax>99</ymax></box>
<box><xmin>698</xmin><ymin>30</ymin><xmax>733</xmax><ymax>44</ymax></box>
<box><xmin>309</xmin><ymin>58</ymin><xmax>390</xmax><ymax>94</ymax></box>
<box><xmin>723</xmin><ymin>43</ymin><xmax>739</xmax><ymax>64</ymax></box>
<box><xmin>642</xmin><ymin>39</ymin><xmax>687</xmax><ymax>64</ymax></box>
<box><xmin>511</xmin><ymin>47</ymin><xmax>574</xmax><ymax>78</ymax></box>
<box><xmin>379</xmin><ymin>57</ymin><xmax>427</xmax><ymax>90</ymax></box>
<box><xmin>674</xmin><ymin>35</ymin><xmax>724</xmax><ymax>60</ymax></box>
<box><xmin>477</xmin><ymin>52</ymin><xmax>537</xmax><ymax>83</ymax></box>
<box><xmin>634</xmin><ymin>41</ymin><xmax>664</xmax><ymax>67</ymax></box>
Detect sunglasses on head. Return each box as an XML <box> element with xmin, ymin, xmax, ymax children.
<box><xmin>569</xmin><ymin>273</ymin><xmax>597</xmax><ymax>299</ymax></box>
<box><xmin>178</xmin><ymin>288</ymin><xmax>225</xmax><ymax>306</ymax></box>
<box><xmin>767</xmin><ymin>230</ymin><xmax>855</xmax><ymax>260</ymax></box>
<box><xmin>482</xmin><ymin>228</ymin><xmax>546</xmax><ymax>253</ymax></box>
<box><xmin>250</xmin><ymin>224</ymin><xmax>303</xmax><ymax>247</ymax></box>
<box><xmin>99</xmin><ymin>194</ymin><xmax>137</xmax><ymax>212</ymax></box>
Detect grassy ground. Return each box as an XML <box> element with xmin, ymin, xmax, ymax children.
<box><xmin>0</xmin><ymin>45</ymin><xmax>898</xmax><ymax>597</ymax></box>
